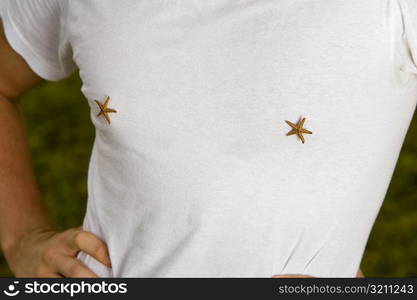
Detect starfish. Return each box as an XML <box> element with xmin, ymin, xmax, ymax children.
<box><xmin>94</xmin><ymin>96</ymin><xmax>117</xmax><ymax>124</ymax></box>
<box><xmin>285</xmin><ymin>117</ymin><xmax>313</xmax><ymax>144</ymax></box>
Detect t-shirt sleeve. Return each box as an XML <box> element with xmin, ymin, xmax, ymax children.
<box><xmin>400</xmin><ymin>0</ymin><xmax>417</xmax><ymax>74</ymax></box>
<box><xmin>0</xmin><ymin>0</ymin><xmax>76</xmax><ymax>81</ymax></box>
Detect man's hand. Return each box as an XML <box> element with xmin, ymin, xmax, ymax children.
<box><xmin>272</xmin><ymin>274</ymin><xmax>314</xmax><ymax>278</ymax></box>
<box><xmin>272</xmin><ymin>269</ymin><xmax>365</xmax><ymax>278</ymax></box>
<box><xmin>7</xmin><ymin>226</ymin><xmax>111</xmax><ymax>278</ymax></box>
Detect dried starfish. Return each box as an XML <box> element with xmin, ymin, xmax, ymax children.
<box><xmin>285</xmin><ymin>117</ymin><xmax>313</xmax><ymax>144</ymax></box>
<box><xmin>95</xmin><ymin>96</ymin><xmax>117</xmax><ymax>124</ymax></box>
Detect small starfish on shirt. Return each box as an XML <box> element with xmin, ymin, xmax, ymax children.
<box><xmin>95</xmin><ymin>96</ymin><xmax>117</xmax><ymax>124</ymax></box>
<box><xmin>285</xmin><ymin>117</ymin><xmax>313</xmax><ymax>144</ymax></box>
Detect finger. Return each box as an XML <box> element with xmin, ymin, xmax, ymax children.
<box><xmin>34</xmin><ymin>266</ymin><xmax>63</xmax><ymax>278</ymax></box>
<box><xmin>39</xmin><ymin>271</ymin><xmax>64</xmax><ymax>278</ymax></box>
<box><xmin>71</xmin><ymin>231</ymin><xmax>111</xmax><ymax>267</ymax></box>
<box><xmin>53</xmin><ymin>255</ymin><xmax>98</xmax><ymax>278</ymax></box>
<box><xmin>272</xmin><ymin>274</ymin><xmax>315</xmax><ymax>278</ymax></box>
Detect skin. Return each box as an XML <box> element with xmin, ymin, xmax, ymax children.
<box><xmin>0</xmin><ymin>20</ymin><xmax>364</xmax><ymax>278</ymax></box>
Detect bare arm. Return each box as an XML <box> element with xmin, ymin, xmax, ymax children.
<box><xmin>0</xmin><ymin>18</ymin><xmax>50</xmax><ymax>262</ymax></box>
<box><xmin>0</xmin><ymin>20</ymin><xmax>110</xmax><ymax>277</ymax></box>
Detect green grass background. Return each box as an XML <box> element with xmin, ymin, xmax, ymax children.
<box><xmin>0</xmin><ymin>74</ymin><xmax>416</xmax><ymax>277</ymax></box>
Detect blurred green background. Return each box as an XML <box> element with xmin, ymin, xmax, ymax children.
<box><xmin>0</xmin><ymin>74</ymin><xmax>416</xmax><ymax>277</ymax></box>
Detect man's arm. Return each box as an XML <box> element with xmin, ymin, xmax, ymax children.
<box><xmin>0</xmin><ymin>20</ymin><xmax>111</xmax><ymax>277</ymax></box>
<box><xmin>0</xmin><ymin>17</ymin><xmax>52</xmax><ymax>264</ymax></box>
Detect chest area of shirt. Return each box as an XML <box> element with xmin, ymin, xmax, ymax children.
<box><xmin>67</xmin><ymin>0</ymin><xmax>410</xmax><ymax>145</ymax></box>
<box><xmin>70</xmin><ymin>0</ymin><xmax>392</xmax><ymax>91</ymax></box>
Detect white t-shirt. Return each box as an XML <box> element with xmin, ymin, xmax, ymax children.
<box><xmin>2</xmin><ymin>0</ymin><xmax>417</xmax><ymax>277</ymax></box>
